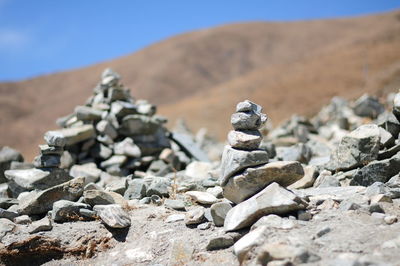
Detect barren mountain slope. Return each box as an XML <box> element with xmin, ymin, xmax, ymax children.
<box><xmin>0</xmin><ymin>10</ymin><xmax>400</xmax><ymax>158</ymax></box>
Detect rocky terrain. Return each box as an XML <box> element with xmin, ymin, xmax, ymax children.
<box><xmin>1</xmin><ymin>10</ymin><xmax>400</xmax><ymax>158</ymax></box>
<box><xmin>1</xmin><ymin>69</ymin><xmax>400</xmax><ymax>265</ymax></box>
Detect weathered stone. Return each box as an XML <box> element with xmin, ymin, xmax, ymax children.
<box><xmin>124</xmin><ymin>179</ymin><xmax>147</xmax><ymax>200</ymax></box>
<box><xmin>165</xmin><ymin>213</ymin><xmax>185</xmax><ymax>223</ymax></box>
<box><xmin>18</xmin><ymin>177</ymin><xmax>85</xmax><ymax>215</ymax></box>
<box><xmin>224</xmin><ymin>182</ymin><xmax>306</xmax><ymax>231</ymax></box>
<box><xmin>106</xmin><ymin>178</ymin><xmax>128</xmax><ymax>195</ymax></box>
<box><xmin>170</xmin><ymin>132</ymin><xmax>209</xmax><ymax>162</ymax></box>
<box><xmin>33</xmin><ymin>154</ymin><xmax>61</xmax><ymax>168</ymax></box>
<box><xmin>100</xmin><ymin>155</ymin><xmax>127</xmax><ymax>169</ymax></box>
<box><xmin>254</xmin><ymin>242</ymin><xmax>320</xmax><ymax>264</ymax></box>
<box><xmin>206</xmin><ymin>234</ymin><xmax>236</xmax><ymax>251</ymax></box>
<box><xmin>185</xmin><ymin>191</ymin><xmax>218</xmax><ymax>205</ymax></box>
<box><xmin>251</xmin><ymin>214</ymin><xmax>296</xmax><ymax>230</ymax></box>
<box><xmin>328</xmin><ymin>124</ymin><xmax>380</xmax><ymax>171</ymax></box>
<box><xmin>370</xmin><ymin>194</ymin><xmax>392</xmax><ymax>204</ymax></box>
<box><xmin>29</xmin><ymin>216</ymin><xmax>52</xmax><ymax>234</ymax></box>
<box><xmin>223</xmin><ymin>161</ymin><xmax>304</xmax><ymax>204</ymax></box>
<box><xmin>220</xmin><ymin>145</ymin><xmax>269</xmax><ymax>186</ymax></box>
<box><xmin>228</xmin><ymin>130</ymin><xmax>262</xmax><ymax>150</ymax></box>
<box><xmin>236</xmin><ymin>100</ymin><xmax>263</xmax><ymax>113</ymax></box>
<box><xmin>276</xmin><ymin>143</ymin><xmax>312</xmax><ymax>164</ymax></box>
<box><xmin>110</xmin><ymin>101</ymin><xmax>138</xmax><ymax>118</ymax></box>
<box><xmin>185</xmin><ymin>207</ymin><xmax>205</xmax><ymax>225</ymax></box>
<box><xmin>49</xmin><ymin>125</ymin><xmax>95</xmax><ymax>146</ymax></box>
<box><xmin>5</xmin><ymin>168</ymin><xmax>72</xmax><ymax>196</ymax></box>
<box><xmin>185</xmin><ymin>161</ymin><xmax>213</xmax><ymax>182</ymax></box>
<box><xmin>83</xmin><ymin>190</ymin><xmax>125</xmax><ymax>206</ymax></box>
<box><xmin>146</xmin><ymin>178</ymin><xmax>170</xmax><ymax>197</ymax></box>
<box><xmin>44</xmin><ymin>131</ymin><xmax>66</xmax><ymax>147</ymax></box>
<box><xmin>288</xmin><ymin>166</ymin><xmax>317</xmax><ymax>189</ymax></box>
<box><xmin>114</xmin><ymin>138</ymin><xmax>141</xmax><ymax>158</ymax></box>
<box><xmin>379</xmin><ymin>127</ymin><xmax>395</xmax><ymax>148</ymax></box>
<box><xmin>51</xmin><ymin>200</ymin><xmax>90</xmax><ymax>222</ymax></box>
<box><xmin>93</xmin><ymin>204</ymin><xmax>131</xmax><ymax>228</ymax></box>
<box><xmin>352</xmin><ymin>94</ymin><xmax>384</xmax><ymax>119</ymax></box>
<box><xmin>0</xmin><ymin>198</ymin><xmax>18</xmax><ymax>209</ymax></box>
<box><xmin>13</xmin><ymin>215</ymin><xmax>31</xmax><ymax>224</ymax></box>
<box><xmin>75</xmin><ymin>106</ymin><xmax>103</xmax><ymax>121</ymax></box>
<box><xmin>39</xmin><ymin>144</ymin><xmax>63</xmax><ymax>155</ymax></box>
<box><xmin>207</xmin><ymin>186</ymin><xmax>223</xmax><ymax>198</ymax></box>
<box><xmin>0</xmin><ymin>208</ymin><xmax>18</xmax><ymax>220</ymax></box>
<box><xmin>231</xmin><ymin>112</ymin><xmax>262</xmax><ymax>130</ymax></box>
<box><xmin>234</xmin><ymin>225</ymin><xmax>267</xmax><ymax>262</ymax></box>
<box><xmin>0</xmin><ymin>218</ymin><xmax>15</xmax><ymax>241</ymax></box>
<box><xmin>96</xmin><ymin>120</ymin><xmax>118</xmax><ymax>139</ymax></box>
<box><xmin>90</xmin><ymin>143</ymin><xmax>113</xmax><ymax>160</ymax></box>
<box><xmin>164</xmin><ymin>199</ymin><xmax>186</xmax><ymax>211</ymax></box>
<box><xmin>69</xmin><ymin>163</ymin><xmax>102</xmax><ymax>184</ymax></box>
<box><xmin>313</xmin><ymin>170</ymin><xmax>340</xmax><ymax>188</ymax></box>
<box><xmin>210</xmin><ymin>202</ymin><xmax>232</xmax><ymax>226</ymax></box>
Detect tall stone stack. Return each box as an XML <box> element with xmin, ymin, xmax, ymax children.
<box><xmin>33</xmin><ymin>131</ymin><xmax>66</xmax><ymax>168</ymax></box>
<box><xmin>220</xmin><ymin>100</ymin><xmax>304</xmax><ymax>204</ymax></box>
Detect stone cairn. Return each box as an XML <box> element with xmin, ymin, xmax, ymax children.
<box><xmin>220</xmin><ymin>100</ymin><xmax>304</xmax><ymax>204</ymax></box>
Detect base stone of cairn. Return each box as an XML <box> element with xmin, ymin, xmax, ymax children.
<box><xmin>220</xmin><ymin>100</ymin><xmax>304</xmax><ymax>204</ymax></box>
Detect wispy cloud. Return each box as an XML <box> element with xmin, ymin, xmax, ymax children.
<box><xmin>0</xmin><ymin>29</ymin><xmax>31</xmax><ymax>51</ymax></box>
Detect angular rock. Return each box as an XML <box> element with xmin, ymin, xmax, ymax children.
<box><xmin>13</xmin><ymin>215</ymin><xmax>31</xmax><ymax>224</ymax></box>
<box><xmin>352</xmin><ymin>94</ymin><xmax>384</xmax><ymax>119</ymax></box>
<box><xmin>185</xmin><ymin>207</ymin><xmax>205</xmax><ymax>225</ymax></box>
<box><xmin>206</xmin><ymin>234</ymin><xmax>236</xmax><ymax>251</ymax></box>
<box><xmin>231</xmin><ymin>112</ymin><xmax>262</xmax><ymax>131</ymax></box>
<box><xmin>18</xmin><ymin>177</ymin><xmax>85</xmax><ymax>215</ymax></box>
<box><xmin>234</xmin><ymin>225</ymin><xmax>268</xmax><ymax>262</ymax></box>
<box><xmin>96</xmin><ymin>120</ymin><xmax>118</xmax><ymax>139</ymax></box>
<box><xmin>75</xmin><ymin>106</ymin><xmax>103</xmax><ymax>121</ymax></box>
<box><xmin>379</xmin><ymin>127</ymin><xmax>395</xmax><ymax>148</ymax></box>
<box><xmin>185</xmin><ymin>191</ymin><xmax>218</xmax><ymax>205</ymax></box>
<box><xmin>223</xmin><ymin>161</ymin><xmax>304</xmax><ymax>204</ymax></box>
<box><xmin>254</xmin><ymin>242</ymin><xmax>320</xmax><ymax>264</ymax></box>
<box><xmin>170</xmin><ymin>132</ymin><xmax>209</xmax><ymax>162</ymax></box>
<box><xmin>224</xmin><ymin>182</ymin><xmax>306</xmax><ymax>231</ymax></box>
<box><xmin>0</xmin><ymin>146</ymin><xmax>24</xmax><ymax>183</ymax></box>
<box><xmin>228</xmin><ymin>130</ymin><xmax>262</xmax><ymax>150</ymax></box>
<box><xmin>164</xmin><ymin>199</ymin><xmax>186</xmax><ymax>211</ymax></box>
<box><xmin>33</xmin><ymin>154</ymin><xmax>61</xmax><ymax>168</ymax></box>
<box><xmin>5</xmin><ymin>168</ymin><xmax>72</xmax><ymax>196</ymax></box>
<box><xmin>44</xmin><ymin>131</ymin><xmax>66</xmax><ymax>147</ymax></box>
<box><xmin>0</xmin><ymin>208</ymin><xmax>18</xmax><ymax>220</ymax></box>
<box><xmin>93</xmin><ymin>204</ymin><xmax>131</xmax><ymax>228</ymax></box>
<box><xmin>124</xmin><ymin>179</ymin><xmax>147</xmax><ymax>200</ymax></box>
<box><xmin>251</xmin><ymin>214</ymin><xmax>296</xmax><ymax>230</ymax></box>
<box><xmin>100</xmin><ymin>155</ymin><xmax>127</xmax><ymax>169</ymax></box>
<box><xmin>39</xmin><ymin>144</ymin><xmax>63</xmax><ymax>155</ymax></box>
<box><xmin>51</xmin><ymin>125</ymin><xmax>96</xmax><ymax>146</ymax></box>
<box><xmin>220</xmin><ymin>145</ymin><xmax>269</xmax><ymax>186</ymax></box>
<box><xmin>146</xmin><ymin>178</ymin><xmax>170</xmax><ymax>197</ymax></box>
<box><xmin>288</xmin><ymin>165</ymin><xmax>317</xmax><ymax>189</ymax></box>
<box><xmin>210</xmin><ymin>202</ymin><xmax>232</xmax><ymax>226</ymax></box>
<box><xmin>0</xmin><ymin>218</ymin><xmax>15</xmax><ymax>241</ymax></box>
<box><xmin>328</xmin><ymin>124</ymin><xmax>380</xmax><ymax>171</ymax></box>
<box><xmin>51</xmin><ymin>200</ymin><xmax>90</xmax><ymax>222</ymax></box>
<box><xmin>83</xmin><ymin>190</ymin><xmax>125</xmax><ymax>206</ymax></box>
<box><xmin>69</xmin><ymin>163</ymin><xmax>102</xmax><ymax>184</ymax></box>
<box><xmin>29</xmin><ymin>216</ymin><xmax>52</xmax><ymax>234</ymax></box>
<box><xmin>114</xmin><ymin>138</ymin><xmax>141</xmax><ymax>158</ymax></box>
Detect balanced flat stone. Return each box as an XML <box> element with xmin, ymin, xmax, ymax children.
<box><xmin>185</xmin><ymin>191</ymin><xmax>218</xmax><ymax>205</ymax></box>
<box><xmin>48</xmin><ymin>125</ymin><xmax>96</xmax><ymax>146</ymax></box>
<box><xmin>224</xmin><ymin>182</ymin><xmax>306</xmax><ymax>232</ymax></box>
<box><xmin>223</xmin><ymin>161</ymin><xmax>304</xmax><ymax>204</ymax></box>
<box><xmin>44</xmin><ymin>131</ymin><xmax>66</xmax><ymax>147</ymax></box>
<box><xmin>227</xmin><ymin>130</ymin><xmax>262</xmax><ymax>150</ymax></box>
<box><xmin>220</xmin><ymin>146</ymin><xmax>269</xmax><ymax>186</ymax></box>
<box><xmin>231</xmin><ymin>112</ymin><xmax>262</xmax><ymax>131</ymax></box>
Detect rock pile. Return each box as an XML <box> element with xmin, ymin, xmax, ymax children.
<box><xmin>220</xmin><ymin>100</ymin><xmax>304</xmax><ymax>204</ymax></box>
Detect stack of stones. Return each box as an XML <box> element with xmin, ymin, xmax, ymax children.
<box><xmin>220</xmin><ymin>100</ymin><xmax>304</xmax><ymax>204</ymax></box>
<box><xmin>33</xmin><ymin>131</ymin><xmax>66</xmax><ymax>168</ymax></box>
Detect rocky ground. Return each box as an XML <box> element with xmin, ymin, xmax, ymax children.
<box><xmin>1</xmin><ymin>69</ymin><xmax>400</xmax><ymax>266</ymax></box>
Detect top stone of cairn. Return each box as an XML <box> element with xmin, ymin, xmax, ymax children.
<box><xmin>231</xmin><ymin>100</ymin><xmax>267</xmax><ymax>131</ymax></box>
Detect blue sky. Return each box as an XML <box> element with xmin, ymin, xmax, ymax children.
<box><xmin>0</xmin><ymin>0</ymin><xmax>399</xmax><ymax>81</ymax></box>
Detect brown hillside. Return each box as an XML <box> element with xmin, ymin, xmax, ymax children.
<box><xmin>1</xmin><ymin>10</ymin><xmax>400</xmax><ymax>159</ymax></box>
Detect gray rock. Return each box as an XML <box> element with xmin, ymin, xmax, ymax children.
<box><xmin>197</xmin><ymin>222</ymin><xmax>211</xmax><ymax>230</ymax></box>
<box><xmin>48</xmin><ymin>125</ymin><xmax>95</xmax><ymax>146</ymax></box>
<box><xmin>164</xmin><ymin>199</ymin><xmax>186</xmax><ymax>210</ymax></box>
<box><xmin>70</xmin><ymin>163</ymin><xmax>102</xmax><ymax>184</ymax></box>
<box><xmin>379</xmin><ymin>127</ymin><xmax>395</xmax><ymax>148</ymax></box>
<box><xmin>29</xmin><ymin>216</ymin><xmax>52</xmax><ymax>234</ymax></box>
<box><xmin>234</xmin><ymin>225</ymin><xmax>268</xmax><ymax>262</ymax></box>
<box><xmin>236</xmin><ymin>100</ymin><xmax>263</xmax><ymax>113</ymax></box>
<box><xmin>0</xmin><ymin>218</ymin><xmax>15</xmax><ymax>241</ymax></box>
<box><xmin>352</xmin><ymin>94</ymin><xmax>384</xmax><ymax>119</ymax></box>
<box><xmin>110</xmin><ymin>101</ymin><xmax>138</xmax><ymax>118</ymax></box>
<box><xmin>165</xmin><ymin>213</ymin><xmax>185</xmax><ymax>223</ymax></box>
<box><xmin>18</xmin><ymin>177</ymin><xmax>85</xmax><ymax>215</ymax></box>
<box><xmin>13</xmin><ymin>215</ymin><xmax>31</xmax><ymax>224</ymax></box>
<box><xmin>75</xmin><ymin>106</ymin><xmax>103</xmax><ymax>121</ymax></box>
<box><xmin>223</xmin><ymin>161</ymin><xmax>304</xmax><ymax>204</ymax></box>
<box><xmin>93</xmin><ymin>204</ymin><xmax>131</xmax><ymax>228</ymax></box>
<box><xmin>251</xmin><ymin>214</ymin><xmax>296</xmax><ymax>230</ymax></box>
<box><xmin>51</xmin><ymin>200</ymin><xmax>90</xmax><ymax>222</ymax></box>
<box><xmin>207</xmin><ymin>186</ymin><xmax>223</xmax><ymax>198</ymax></box>
<box><xmin>377</xmin><ymin>111</ymin><xmax>400</xmax><ymax>138</ymax></box>
<box><xmin>288</xmin><ymin>165</ymin><xmax>318</xmax><ymax>189</ymax></box>
<box><xmin>185</xmin><ymin>191</ymin><xmax>218</xmax><ymax>205</ymax></box>
<box><xmin>170</xmin><ymin>132</ymin><xmax>209</xmax><ymax>162</ymax></box>
<box><xmin>39</xmin><ymin>144</ymin><xmax>64</xmax><ymax>155</ymax></box>
<box><xmin>315</xmin><ymin>226</ymin><xmax>331</xmax><ymax>238</ymax></box>
<box><xmin>227</xmin><ymin>130</ymin><xmax>262</xmax><ymax>150</ymax></box>
<box><xmin>328</xmin><ymin>124</ymin><xmax>380</xmax><ymax>171</ymax></box>
<box><xmin>185</xmin><ymin>161</ymin><xmax>213</xmax><ymax>182</ymax></box>
<box><xmin>90</xmin><ymin>143</ymin><xmax>113</xmax><ymax>160</ymax></box>
<box><xmin>224</xmin><ymin>182</ymin><xmax>306</xmax><ymax>231</ymax></box>
<box><xmin>0</xmin><ymin>198</ymin><xmax>18</xmax><ymax>209</ymax></box>
<box><xmin>253</xmin><ymin>242</ymin><xmax>320</xmax><ymax>264</ymax></box>
<box><xmin>350</xmin><ymin>153</ymin><xmax>400</xmax><ymax>186</ymax></box>
<box><xmin>185</xmin><ymin>207</ymin><xmax>205</xmax><ymax>225</ymax></box>
<box><xmin>231</xmin><ymin>112</ymin><xmax>262</xmax><ymax>131</ymax></box>
<box><xmin>106</xmin><ymin>178</ymin><xmax>128</xmax><ymax>195</ymax></box>
<box><xmin>124</xmin><ymin>179</ymin><xmax>147</xmax><ymax>200</ymax></box>
<box><xmin>210</xmin><ymin>202</ymin><xmax>232</xmax><ymax>226</ymax></box>
<box><xmin>339</xmin><ymin>200</ymin><xmax>361</xmax><ymax>211</ymax></box>
<box><xmin>33</xmin><ymin>154</ymin><xmax>61</xmax><ymax>168</ymax></box>
<box><xmin>114</xmin><ymin>138</ymin><xmax>141</xmax><ymax>158</ymax></box>
<box><xmin>83</xmin><ymin>190</ymin><xmax>124</xmax><ymax>206</ymax></box>
<box><xmin>0</xmin><ymin>208</ymin><xmax>18</xmax><ymax>220</ymax></box>
<box><xmin>206</xmin><ymin>234</ymin><xmax>236</xmax><ymax>251</ymax></box>
<box><xmin>276</xmin><ymin>143</ymin><xmax>312</xmax><ymax>164</ymax></box>
<box><xmin>369</xmin><ymin>203</ymin><xmax>384</xmax><ymax>214</ymax></box>
<box><xmin>220</xmin><ymin>145</ymin><xmax>269</xmax><ymax>186</ymax></box>
<box><xmin>147</xmin><ymin>160</ymin><xmax>172</xmax><ymax>176</ymax></box>
<box><xmin>44</xmin><ymin>131</ymin><xmax>66</xmax><ymax>147</ymax></box>
<box><xmin>96</xmin><ymin>120</ymin><xmax>118</xmax><ymax>139</ymax></box>
<box><xmin>313</xmin><ymin>171</ymin><xmax>340</xmax><ymax>188</ymax></box>
<box><xmin>146</xmin><ymin>178</ymin><xmax>170</xmax><ymax>197</ymax></box>
<box><xmin>5</xmin><ymin>168</ymin><xmax>72</xmax><ymax>197</ymax></box>
<box><xmin>100</xmin><ymin>155</ymin><xmax>127</xmax><ymax>169</ymax></box>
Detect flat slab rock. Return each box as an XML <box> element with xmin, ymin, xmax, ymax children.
<box><xmin>220</xmin><ymin>145</ymin><xmax>269</xmax><ymax>186</ymax></box>
<box><xmin>224</xmin><ymin>182</ymin><xmax>306</xmax><ymax>232</ymax></box>
<box><xmin>223</xmin><ymin>161</ymin><xmax>304</xmax><ymax>204</ymax></box>
<box><xmin>48</xmin><ymin>125</ymin><xmax>95</xmax><ymax>146</ymax></box>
